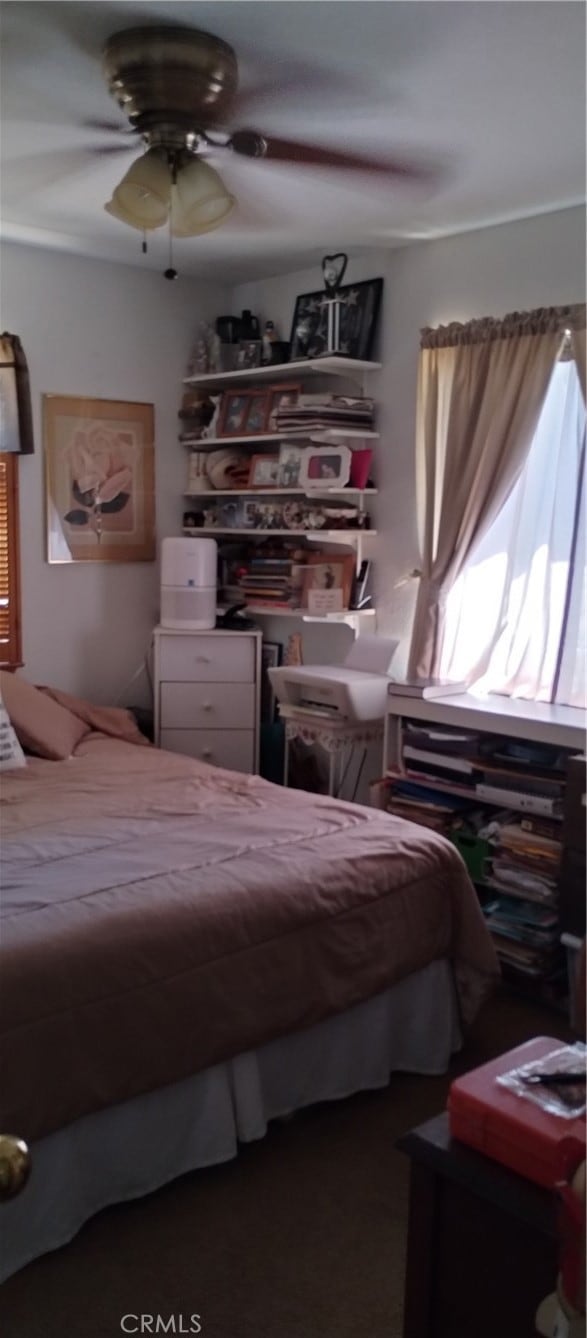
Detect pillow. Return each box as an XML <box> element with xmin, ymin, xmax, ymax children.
<box><xmin>0</xmin><ymin>671</ymin><xmax>88</xmax><ymax>761</ymax></box>
<box><xmin>0</xmin><ymin>698</ymin><xmax>27</xmax><ymax>770</ymax></box>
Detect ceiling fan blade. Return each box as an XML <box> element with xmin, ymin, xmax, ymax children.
<box><xmin>230</xmin><ymin>132</ymin><xmax>433</xmax><ymax>181</ymax></box>
<box><xmin>87</xmin><ymin>143</ymin><xmax>139</xmax><ymax>157</ymax></box>
<box><xmin>81</xmin><ymin>117</ymin><xmax>138</xmax><ymax>136</ymax></box>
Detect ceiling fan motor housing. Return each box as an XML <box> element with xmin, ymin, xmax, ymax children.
<box><xmin>102</xmin><ymin>25</ymin><xmax>239</xmax><ymax>144</ymax></box>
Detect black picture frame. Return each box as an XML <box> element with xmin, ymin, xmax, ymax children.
<box><xmin>288</xmin><ymin>277</ymin><xmax>383</xmax><ymax>362</ymax></box>
<box><xmin>261</xmin><ymin>640</ymin><xmax>282</xmax><ymax>723</ymax></box>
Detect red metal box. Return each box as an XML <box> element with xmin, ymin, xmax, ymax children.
<box><xmin>448</xmin><ymin>1036</ymin><xmax>586</xmax><ymax>1188</ymax></box>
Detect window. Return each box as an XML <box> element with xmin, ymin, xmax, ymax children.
<box><xmin>0</xmin><ymin>453</ymin><xmax>22</xmax><ymax>668</ymax></box>
<box><xmin>439</xmin><ymin>358</ymin><xmax>586</xmax><ymax>708</ymax></box>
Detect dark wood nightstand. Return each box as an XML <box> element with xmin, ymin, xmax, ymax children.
<box><xmin>397</xmin><ymin>1112</ymin><xmax>558</xmax><ymax>1338</ymax></box>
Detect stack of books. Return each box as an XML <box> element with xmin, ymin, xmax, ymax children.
<box><xmin>221</xmin><ymin>554</ymin><xmax>306</xmax><ymax>610</ymax></box>
<box><xmin>482</xmin><ymin>819</ymin><xmax>563</xmax><ymax>978</ymax></box>
<box><xmin>274</xmin><ymin>394</ymin><xmax>375</xmax><ymax>435</ymax></box>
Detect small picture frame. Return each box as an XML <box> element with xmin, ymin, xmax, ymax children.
<box><xmin>248</xmin><ymin>454</ymin><xmax>281</xmax><ymax>488</ymax></box>
<box><xmin>277</xmin><ymin>443</ymin><xmax>305</xmax><ymax>488</ymax></box>
<box><xmin>243</xmin><ymin>499</ymin><xmax>284</xmax><ymax>530</ymax></box>
<box><xmin>267</xmin><ymin>383</ymin><xmax>302</xmax><ymax>431</ymax></box>
<box><xmin>218</xmin><ymin>391</ymin><xmax>253</xmax><ymax>437</ymax></box>
<box><xmin>237</xmin><ymin>340</ymin><xmax>262</xmax><ymax>369</ymax></box>
<box><xmin>302</xmin><ymin>551</ymin><xmax>355</xmax><ymax>612</ymax></box>
<box><xmin>299</xmin><ymin>445</ymin><xmax>351</xmax><ymax>489</ymax></box>
<box><xmin>244</xmin><ymin>392</ymin><xmax>271</xmax><ymax>435</ymax></box>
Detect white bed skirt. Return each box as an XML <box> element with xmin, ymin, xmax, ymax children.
<box><xmin>1</xmin><ymin>959</ymin><xmax>461</xmax><ymax>1282</ymax></box>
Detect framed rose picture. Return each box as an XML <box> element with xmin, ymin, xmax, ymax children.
<box><xmin>44</xmin><ymin>394</ymin><xmax>155</xmax><ymax>564</ymax></box>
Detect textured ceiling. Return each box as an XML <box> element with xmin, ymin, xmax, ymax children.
<box><xmin>0</xmin><ymin>1</ymin><xmax>585</xmax><ymax>280</ymax></box>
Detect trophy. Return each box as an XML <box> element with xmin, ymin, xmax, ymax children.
<box><xmin>320</xmin><ymin>253</ymin><xmax>348</xmax><ymax>355</ymax></box>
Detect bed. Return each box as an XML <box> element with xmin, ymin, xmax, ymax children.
<box><xmin>0</xmin><ymin>679</ymin><xmax>499</xmax><ymax>1279</ymax></box>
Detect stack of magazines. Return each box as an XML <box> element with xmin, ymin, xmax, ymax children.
<box><xmin>273</xmin><ymin>394</ymin><xmax>375</xmax><ymax>435</ymax></box>
<box><xmin>482</xmin><ymin>820</ymin><xmax>562</xmax><ymax>977</ymax></box>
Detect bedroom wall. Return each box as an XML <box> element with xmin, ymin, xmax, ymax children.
<box><xmin>1</xmin><ymin>242</ymin><xmax>228</xmax><ymax>704</ymax></box>
<box><xmin>233</xmin><ymin>204</ymin><xmax>586</xmax><ymax>675</ymax></box>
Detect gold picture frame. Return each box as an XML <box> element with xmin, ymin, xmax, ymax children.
<box><xmin>44</xmin><ymin>394</ymin><xmax>155</xmax><ymax>563</ymax></box>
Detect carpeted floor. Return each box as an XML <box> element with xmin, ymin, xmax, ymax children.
<box><xmin>0</xmin><ymin>986</ymin><xmax>571</xmax><ymax>1338</ymax></box>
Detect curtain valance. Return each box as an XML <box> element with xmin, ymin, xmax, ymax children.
<box><xmin>420</xmin><ymin>303</ymin><xmax>586</xmax><ymax>349</ymax></box>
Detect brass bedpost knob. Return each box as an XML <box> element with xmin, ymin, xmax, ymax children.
<box><xmin>0</xmin><ymin>1135</ymin><xmax>31</xmax><ymax>1201</ymax></box>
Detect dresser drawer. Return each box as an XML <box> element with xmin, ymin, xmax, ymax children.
<box><xmin>158</xmin><ymin>634</ymin><xmax>255</xmax><ymax>683</ymax></box>
<box><xmin>160</xmin><ymin>681</ymin><xmax>255</xmax><ymax>730</ymax></box>
<box><xmin>160</xmin><ymin>729</ymin><xmax>255</xmax><ymax>774</ymax></box>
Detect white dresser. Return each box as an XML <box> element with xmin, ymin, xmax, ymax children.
<box><xmin>153</xmin><ymin>626</ymin><xmax>262</xmax><ymax>774</ymax></box>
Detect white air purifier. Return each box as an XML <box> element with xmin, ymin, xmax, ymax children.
<box><xmin>160</xmin><ymin>537</ymin><xmax>218</xmax><ymax>630</ymax></box>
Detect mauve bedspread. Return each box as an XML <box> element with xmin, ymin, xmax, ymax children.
<box><xmin>0</xmin><ymin>734</ymin><xmax>499</xmax><ymax>1141</ymax></box>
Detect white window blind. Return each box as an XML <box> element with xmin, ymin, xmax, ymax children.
<box><xmin>0</xmin><ymin>453</ymin><xmax>22</xmax><ymax>668</ymax></box>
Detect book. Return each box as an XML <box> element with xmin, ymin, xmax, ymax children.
<box><xmin>403</xmin><ymin>745</ymin><xmax>478</xmax><ymax>775</ymax></box>
<box><xmin>388</xmin><ymin>678</ymin><xmax>467</xmax><ymax>699</ymax></box>
<box><xmin>475</xmin><ymin>783</ymin><xmax>561</xmax><ymax>817</ymax></box>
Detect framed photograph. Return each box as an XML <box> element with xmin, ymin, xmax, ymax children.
<box><xmin>43</xmin><ymin>394</ymin><xmax>155</xmax><ymax>564</ymax></box>
<box><xmin>243</xmin><ymin>500</ymin><xmax>284</xmax><ymax>530</ymax></box>
<box><xmin>244</xmin><ymin>392</ymin><xmax>271</xmax><ymax>436</ymax></box>
<box><xmin>277</xmin><ymin>443</ymin><xmax>305</xmax><ymax>488</ymax></box>
<box><xmin>302</xmin><ymin>552</ymin><xmax>355</xmax><ymax>613</ymax></box>
<box><xmin>237</xmin><ymin>340</ymin><xmax>262</xmax><ymax>369</ymax></box>
<box><xmin>248</xmin><ymin>454</ymin><xmax>280</xmax><ymax>488</ymax></box>
<box><xmin>261</xmin><ymin>640</ymin><xmax>282</xmax><ymax>723</ymax></box>
<box><xmin>299</xmin><ymin>445</ymin><xmax>351</xmax><ymax>490</ymax></box>
<box><xmin>218</xmin><ymin>391</ymin><xmax>252</xmax><ymax>436</ymax></box>
<box><xmin>267</xmin><ymin>382</ymin><xmax>302</xmax><ymax>431</ymax></box>
<box><xmin>289</xmin><ymin>278</ymin><xmax>383</xmax><ymax>362</ymax></box>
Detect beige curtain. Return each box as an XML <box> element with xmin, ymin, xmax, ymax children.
<box><xmin>407</xmin><ymin>304</ymin><xmax>586</xmax><ymax>681</ymax></box>
<box><xmin>571</xmin><ymin>326</ymin><xmax>586</xmax><ymax>401</ymax></box>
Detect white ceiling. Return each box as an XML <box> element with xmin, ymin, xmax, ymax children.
<box><xmin>1</xmin><ymin>1</ymin><xmax>585</xmax><ymax>282</ymax></box>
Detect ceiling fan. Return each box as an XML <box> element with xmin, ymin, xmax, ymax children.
<box><xmin>98</xmin><ymin>24</ymin><xmax>431</xmax><ymax>271</ymax></box>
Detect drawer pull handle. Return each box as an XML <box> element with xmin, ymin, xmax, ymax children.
<box><xmin>202</xmin><ymin>702</ymin><xmax>213</xmax><ymax>712</ymax></box>
<box><xmin>195</xmin><ymin>656</ymin><xmax>211</xmax><ymax>664</ymax></box>
<box><xmin>202</xmin><ymin>750</ymin><xmax>212</xmax><ymax>759</ymax></box>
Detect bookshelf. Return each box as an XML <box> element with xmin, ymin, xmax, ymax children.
<box><xmin>179</xmin><ymin>356</ymin><xmax>380</xmax><ymax>629</ymax></box>
<box><xmin>380</xmin><ymin>691</ymin><xmax>585</xmax><ymax>1004</ymax></box>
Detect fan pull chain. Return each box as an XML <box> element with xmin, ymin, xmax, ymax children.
<box><xmin>164</xmin><ymin>218</ymin><xmax>177</xmax><ymax>280</ymax></box>
<box><xmin>164</xmin><ymin>155</ymin><xmax>178</xmax><ymax>280</ymax></box>
<box><xmin>142</xmin><ymin>231</ymin><xmax>147</xmax><ymax>255</ymax></box>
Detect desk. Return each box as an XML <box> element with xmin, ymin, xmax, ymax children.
<box><xmin>397</xmin><ymin>1112</ymin><xmax>557</xmax><ymax>1338</ymax></box>
<box><xmin>279</xmin><ymin>705</ymin><xmax>383</xmax><ymax>799</ymax></box>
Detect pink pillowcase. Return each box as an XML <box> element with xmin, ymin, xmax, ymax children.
<box><xmin>0</xmin><ymin>671</ymin><xmax>89</xmax><ymax>760</ymax></box>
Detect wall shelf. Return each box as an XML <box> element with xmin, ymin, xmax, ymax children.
<box><xmin>184</xmin><ymin>356</ymin><xmax>381</xmax><ymax>392</ymax></box>
<box><xmin>218</xmin><ymin>603</ymin><xmax>376</xmax><ymax>629</ymax></box>
<box><xmin>180</xmin><ymin>429</ymin><xmax>379</xmax><ymax>447</ymax></box>
<box><xmin>184</xmin><ymin>488</ymin><xmax>378</xmax><ymax>499</ymax></box>
<box><xmin>183</xmin><ymin>527</ymin><xmax>376</xmax><ymax>541</ymax></box>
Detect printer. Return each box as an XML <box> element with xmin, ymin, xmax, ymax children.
<box><xmin>269</xmin><ymin>636</ymin><xmax>398</xmax><ymax>723</ymax></box>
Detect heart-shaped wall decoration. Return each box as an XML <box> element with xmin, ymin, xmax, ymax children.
<box><xmin>321</xmin><ymin>252</ymin><xmax>348</xmax><ymax>292</ymax></box>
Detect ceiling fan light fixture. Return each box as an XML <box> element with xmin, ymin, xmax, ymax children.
<box><xmin>104</xmin><ymin>193</ymin><xmax>167</xmax><ymax>232</ymax></box>
<box><xmin>108</xmin><ymin>148</ymin><xmax>172</xmax><ymax>229</ymax></box>
<box><xmin>171</xmin><ymin>158</ymin><xmax>235</xmax><ymax>237</ymax></box>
